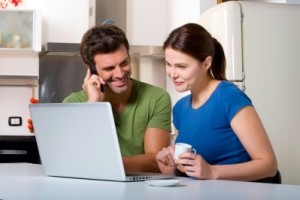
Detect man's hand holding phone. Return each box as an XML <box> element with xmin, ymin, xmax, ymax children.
<box><xmin>82</xmin><ymin>68</ymin><xmax>106</xmax><ymax>102</ymax></box>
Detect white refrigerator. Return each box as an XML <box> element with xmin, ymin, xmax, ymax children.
<box><xmin>197</xmin><ymin>1</ymin><xmax>300</xmax><ymax>184</ymax></box>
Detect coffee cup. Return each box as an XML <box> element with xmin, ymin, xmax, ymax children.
<box><xmin>173</xmin><ymin>143</ymin><xmax>196</xmax><ymax>160</ymax></box>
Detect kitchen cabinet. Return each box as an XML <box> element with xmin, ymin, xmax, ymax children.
<box><xmin>0</xmin><ymin>9</ymin><xmax>40</xmax><ymax>78</ymax></box>
<box><xmin>0</xmin><ymin>9</ymin><xmax>41</xmax><ymax>51</ymax></box>
<box><xmin>0</xmin><ymin>9</ymin><xmax>40</xmax><ymax>79</ymax></box>
<box><xmin>129</xmin><ymin>0</ymin><xmax>216</xmax><ymax>45</ymax></box>
<box><xmin>39</xmin><ymin>0</ymin><xmax>96</xmax><ymax>44</ymax></box>
<box><xmin>1</xmin><ymin>0</ymin><xmax>95</xmax><ymax>44</ymax></box>
<box><xmin>96</xmin><ymin>0</ymin><xmax>216</xmax><ymax>46</ymax></box>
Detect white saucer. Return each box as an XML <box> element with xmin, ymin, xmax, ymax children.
<box><xmin>145</xmin><ymin>179</ymin><xmax>181</xmax><ymax>187</ymax></box>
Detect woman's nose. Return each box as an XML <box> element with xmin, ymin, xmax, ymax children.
<box><xmin>169</xmin><ymin>67</ymin><xmax>177</xmax><ymax>78</ymax></box>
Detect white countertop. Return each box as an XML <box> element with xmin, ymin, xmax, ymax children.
<box><xmin>0</xmin><ymin>163</ymin><xmax>299</xmax><ymax>200</ymax></box>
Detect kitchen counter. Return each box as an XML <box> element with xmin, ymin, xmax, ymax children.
<box><xmin>1</xmin><ymin>163</ymin><xmax>300</xmax><ymax>200</ymax></box>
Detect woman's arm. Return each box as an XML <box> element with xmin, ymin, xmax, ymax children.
<box><xmin>176</xmin><ymin>106</ymin><xmax>277</xmax><ymax>181</ymax></box>
<box><xmin>209</xmin><ymin>106</ymin><xmax>277</xmax><ymax>180</ymax></box>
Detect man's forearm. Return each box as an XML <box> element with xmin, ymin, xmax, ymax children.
<box><xmin>123</xmin><ymin>153</ymin><xmax>160</xmax><ymax>173</ymax></box>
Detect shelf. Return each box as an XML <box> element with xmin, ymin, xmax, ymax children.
<box><xmin>0</xmin><ymin>75</ymin><xmax>38</xmax><ymax>87</ymax></box>
<box><xmin>40</xmin><ymin>42</ymin><xmax>81</xmax><ymax>56</ymax></box>
<box><xmin>130</xmin><ymin>45</ymin><xmax>164</xmax><ymax>59</ymax></box>
<box><xmin>0</xmin><ymin>49</ymin><xmax>39</xmax><ymax>55</ymax></box>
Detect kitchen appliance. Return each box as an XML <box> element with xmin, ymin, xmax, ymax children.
<box><xmin>197</xmin><ymin>1</ymin><xmax>300</xmax><ymax>184</ymax></box>
<box><xmin>38</xmin><ymin>43</ymin><xmax>86</xmax><ymax>103</ymax></box>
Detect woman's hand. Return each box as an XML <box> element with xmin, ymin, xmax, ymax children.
<box><xmin>155</xmin><ymin>145</ymin><xmax>176</xmax><ymax>174</ymax></box>
<box><xmin>175</xmin><ymin>153</ymin><xmax>215</xmax><ymax>179</ymax></box>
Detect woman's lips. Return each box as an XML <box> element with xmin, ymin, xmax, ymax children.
<box><xmin>173</xmin><ymin>80</ymin><xmax>183</xmax><ymax>86</ymax></box>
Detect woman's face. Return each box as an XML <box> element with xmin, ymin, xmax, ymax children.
<box><xmin>165</xmin><ymin>48</ymin><xmax>208</xmax><ymax>93</ymax></box>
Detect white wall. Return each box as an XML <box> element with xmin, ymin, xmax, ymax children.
<box><xmin>127</xmin><ymin>0</ymin><xmax>216</xmax><ymax>46</ymax></box>
<box><xmin>126</xmin><ymin>0</ymin><xmax>168</xmax><ymax>46</ymax></box>
<box><xmin>1</xmin><ymin>0</ymin><xmax>41</xmax><ymax>9</ymax></box>
<box><xmin>165</xmin><ymin>0</ymin><xmax>217</xmax><ymax>114</ymax></box>
<box><xmin>125</xmin><ymin>0</ymin><xmax>217</xmax><ymax>109</ymax></box>
<box><xmin>39</xmin><ymin>0</ymin><xmax>95</xmax><ymax>44</ymax></box>
<box><xmin>243</xmin><ymin>0</ymin><xmax>300</xmax><ymax>4</ymax></box>
<box><xmin>0</xmin><ymin>84</ymin><xmax>35</xmax><ymax>135</ymax></box>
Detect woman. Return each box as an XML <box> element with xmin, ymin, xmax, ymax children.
<box><xmin>156</xmin><ymin>23</ymin><xmax>278</xmax><ymax>182</ymax></box>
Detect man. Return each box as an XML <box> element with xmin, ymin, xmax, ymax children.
<box><xmin>63</xmin><ymin>24</ymin><xmax>172</xmax><ymax>172</ymax></box>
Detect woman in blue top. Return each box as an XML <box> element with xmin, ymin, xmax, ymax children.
<box><xmin>156</xmin><ymin>23</ymin><xmax>278</xmax><ymax>182</ymax></box>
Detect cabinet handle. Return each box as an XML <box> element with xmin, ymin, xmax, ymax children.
<box><xmin>0</xmin><ymin>150</ymin><xmax>27</xmax><ymax>155</ymax></box>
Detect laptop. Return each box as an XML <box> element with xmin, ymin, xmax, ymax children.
<box><xmin>29</xmin><ymin>102</ymin><xmax>174</xmax><ymax>181</ymax></box>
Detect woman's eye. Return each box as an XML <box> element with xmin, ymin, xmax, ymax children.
<box><xmin>178</xmin><ymin>65</ymin><xmax>186</xmax><ymax>69</ymax></box>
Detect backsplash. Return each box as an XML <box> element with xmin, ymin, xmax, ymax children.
<box><xmin>0</xmin><ymin>85</ymin><xmax>35</xmax><ymax>135</ymax></box>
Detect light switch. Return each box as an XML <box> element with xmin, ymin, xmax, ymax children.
<box><xmin>8</xmin><ymin>116</ymin><xmax>23</xmax><ymax>126</ymax></box>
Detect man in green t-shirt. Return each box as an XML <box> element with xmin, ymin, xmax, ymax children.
<box><xmin>63</xmin><ymin>24</ymin><xmax>171</xmax><ymax>173</ymax></box>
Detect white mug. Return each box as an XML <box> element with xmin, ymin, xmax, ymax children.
<box><xmin>173</xmin><ymin>143</ymin><xmax>196</xmax><ymax>160</ymax></box>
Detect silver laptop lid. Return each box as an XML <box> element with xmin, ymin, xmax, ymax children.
<box><xmin>30</xmin><ymin>103</ymin><xmax>127</xmax><ymax>181</ymax></box>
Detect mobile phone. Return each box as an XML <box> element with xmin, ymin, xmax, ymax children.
<box><xmin>89</xmin><ymin>65</ymin><xmax>104</xmax><ymax>92</ymax></box>
<box><xmin>89</xmin><ymin>65</ymin><xmax>98</xmax><ymax>75</ymax></box>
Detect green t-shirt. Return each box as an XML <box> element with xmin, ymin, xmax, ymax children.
<box><xmin>63</xmin><ymin>79</ymin><xmax>172</xmax><ymax>156</ymax></box>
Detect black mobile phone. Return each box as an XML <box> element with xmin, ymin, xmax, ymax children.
<box><xmin>89</xmin><ymin>65</ymin><xmax>104</xmax><ymax>92</ymax></box>
<box><xmin>89</xmin><ymin>65</ymin><xmax>98</xmax><ymax>75</ymax></box>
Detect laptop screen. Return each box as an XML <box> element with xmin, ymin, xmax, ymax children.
<box><xmin>30</xmin><ymin>103</ymin><xmax>127</xmax><ymax>181</ymax></box>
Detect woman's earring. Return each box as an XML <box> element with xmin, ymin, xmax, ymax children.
<box><xmin>210</xmin><ymin>68</ymin><xmax>215</xmax><ymax>79</ymax></box>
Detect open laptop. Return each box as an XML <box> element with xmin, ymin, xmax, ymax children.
<box><xmin>29</xmin><ymin>102</ymin><xmax>174</xmax><ymax>181</ymax></box>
